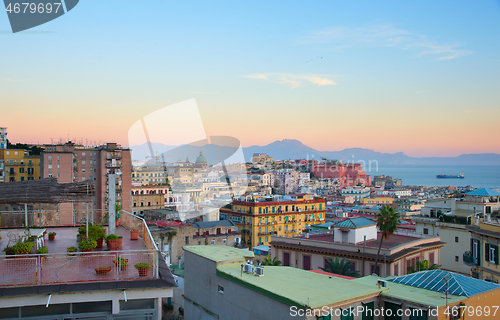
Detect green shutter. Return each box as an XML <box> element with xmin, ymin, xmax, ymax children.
<box><xmin>362</xmin><ymin>302</ymin><xmax>374</xmax><ymax>320</ymax></box>
<box><xmin>495</xmin><ymin>245</ymin><xmax>499</xmax><ymax>265</ymax></box>
<box><xmin>486</xmin><ymin>243</ymin><xmax>490</xmax><ymax>262</ymax></box>
<box><xmin>478</xmin><ymin>240</ymin><xmax>481</xmax><ymax>265</ymax></box>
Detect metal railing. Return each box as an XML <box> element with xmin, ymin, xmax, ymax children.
<box><xmin>119</xmin><ymin>210</ymin><xmax>159</xmax><ymax>278</ymax></box>
<box><xmin>0</xmin><ymin>250</ymin><xmax>158</xmax><ymax>287</ymax></box>
<box><xmin>463</xmin><ymin>251</ymin><xmax>479</xmax><ymax>266</ymax></box>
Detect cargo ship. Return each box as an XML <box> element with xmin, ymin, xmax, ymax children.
<box><xmin>436</xmin><ymin>173</ymin><xmax>464</xmax><ymax>179</ymax></box>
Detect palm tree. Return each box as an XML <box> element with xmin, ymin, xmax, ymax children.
<box><xmin>321</xmin><ymin>257</ymin><xmax>361</xmax><ymax>278</ymax></box>
<box><xmin>373</xmin><ymin>204</ymin><xmax>401</xmax><ymax>275</ymax></box>
<box><xmin>262</xmin><ymin>255</ymin><xmax>282</xmax><ymax>266</ymax></box>
<box><xmin>407</xmin><ymin>259</ymin><xmax>439</xmax><ymax>274</ymax></box>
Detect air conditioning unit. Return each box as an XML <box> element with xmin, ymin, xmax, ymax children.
<box><xmin>377</xmin><ymin>280</ymin><xmax>388</xmax><ymax>288</ymax></box>
<box><xmin>244</xmin><ymin>263</ymin><xmax>254</xmax><ymax>273</ymax></box>
<box><xmin>255</xmin><ymin>267</ymin><xmax>264</xmax><ymax>276</ymax></box>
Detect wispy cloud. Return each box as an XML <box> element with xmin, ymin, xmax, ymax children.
<box><xmin>302</xmin><ymin>24</ymin><xmax>472</xmax><ymax>61</ymax></box>
<box><xmin>243</xmin><ymin>73</ymin><xmax>337</xmax><ymax>88</ymax></box>
<box><xmin>2</xmin><ymin>78</ymin><xmax>25</xmax><ymax>82</ymax></box>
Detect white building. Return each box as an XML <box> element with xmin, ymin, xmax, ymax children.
<box><xmin>341</xmin><ymin>186</ymin><xmax>370</xmax><ymax>200</ymax></box>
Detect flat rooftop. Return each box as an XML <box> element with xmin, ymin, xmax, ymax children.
<box><xmin>184</xmin><ymin>245</ymin><xmax>254</xmax><ymax>263</ymax></box>
<box><xmin>304</xmin><ymin>232</ymin><xmax>435</xmax><ymax>249</ymax></box>
<box><xmin>217</xmin><ymin>263</ymin><xmax>383</xmax><ymax>309</ymax></box>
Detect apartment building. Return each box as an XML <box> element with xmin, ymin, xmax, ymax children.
<box><xmin>0</xmin><ymin>127</ymin><xmax>7</xmax><ymax>149</ymax></box>
<box><xmin>413</xmin><ymin>188</ymin><xmax>500</xmax><ymax>275</ymax></box>
<box><xmin>0</xmin><ymin>149</ymin><xmax>41</xmax><ymax>182</ymax></box>
<box><xmin>271</xmin><ymin>217</ymin><xmax>445</xmax><ymax>277</ymax></box>
<box><xmin>40</xmin><ymin>142</ymin><xmax>131</xmax><ymax>224</ymax></box>
<box><xmin>340</xmin><ymin>186</ymin><xmax>371</xmax><ymax>201</ymax></box>
<box><xmin>270</xmin><ymin>169</ymin><xmax>299</xmax><ymax>195</ymax></box>
<box><xmin>184</xmin><ymin>245</ymin><xmax>500</xmax><ymax>320</ymax></box>
<box><xmin>220</xmin><ymin>193</ymin><xmax>326</xmax><ymax>247</ymax></box>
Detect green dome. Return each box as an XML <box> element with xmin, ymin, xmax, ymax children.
<box><xmin>196</xmin><ymin>151</ymin><xmax>207</xmax><ymax>164</ymax></box>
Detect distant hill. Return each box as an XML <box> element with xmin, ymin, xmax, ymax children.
<box><xmin>130</xmin><ymin>139</ymin><xmax>500</xmax><ymax>166</ymax></box>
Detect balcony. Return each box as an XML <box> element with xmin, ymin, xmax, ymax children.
<box><xmin>285</xmin><ymin>229</ymin><xmax>296</xmax><ymax>234</ymax></box>
<box><xmin>106</xmin><ymin>161</ymin><xmax>121</xmax><ymax>168</ymax></box>
<box><xmin>107</xmin><ymin>153</ymin><xmax>122</xmax><ymax>160</ymax></box>
<box><xmin>463</xmin><ymin>251</ymin><xmax>479</xmax><ymax>266</ymax></box>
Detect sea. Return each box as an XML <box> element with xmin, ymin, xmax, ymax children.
<box><xmin>364</xmin><ymin>165</ymin><xmax>500</xmax><ymax>190</ymax></box>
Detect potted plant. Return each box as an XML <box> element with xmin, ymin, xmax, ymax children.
<box><xmin>67</xmin><ymin>246</ymin><xmax>77</xmax><ymax>255</ymax></box>
<box><xmin>48</xmin><ymin>232</ymin><xmax>56</xmax><ymax>241</ymax></box>
<box><xmin>95</xmin><ymin>266</ymin><xmax>112</xmax><ymax>275</ymax></box>
<box><xmin>36</xmin><ymin>246</ymin><xmax>49</xmax><ymax>254</ymax></box>
<box><xmin>3</xmin><ymin>246</ymin><xmax>15</xmax><ymax>257</ymax></box>
<box><xmin>89</xmin><ymin>225</ymin><xmax>106</xmax><ymax>248</ymax></box>
<box><xmin>113</xmin><ymin>257</ymin><xmax>129</xmax><ymax>267</ymax></box>
<box><xmin>78</xmin><ymin>239</ymin><xmax>97</xmax><ymax>252</ymax></box>
<box><xmin>13</xmin><ymin>242</ymin><xmax>34</xmax><ymax>255</ymax></box>
<box><xmin>130</xmin><ymin>228</ymin><xmax>140</xmax><ymax>240</ymax></box>
<box><xmin>115</xmin><ymin>204</ymin><xmax>122</xmax><ymax>227</ymax></box>
<box><xmin>106</xmin><ymin>234</ymin><xmax>119</xmax><ymax>251</ymax></box>
<box><xmin>117</xmin><ymin>236</ymin><xmax>123</xmax><ymax>248</ymax></box>
<box><xmin>134</xmin><ymin>262</ymin><xmax>152</xmax><ymax>277</ymax></box>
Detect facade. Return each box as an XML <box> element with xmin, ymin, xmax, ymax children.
<box><xmin>311</xmin><ymin>162</ymin><xmax>372</xmax><ymax>186</ymax></box>
<box><xmin>40</xmin><ymin>142</ymin><xmax>132</xmax><ymax>224</ymax></box>
<box><xmin>414</xmin><ymin>189</ymin><xmax>500</xmax><ymax>275</ymax></box>
<box><xmin>465</xmin><ymin>221</ymin><xmax>500</xmax><ymax>283</ymax></box>
<box><xmin>0</xmin><ymin>127</ymin><xmax>6</xmax><ymax>149</ymax></box>
<box><xmin>270</xmin><ymin>169</ymin><xmax>299</xmax><ymax>194</ymax></box>
<box><xmin>132</xmin><ymin>165</ymin><xmax>168</xmax><ymax>186</ymax></box>
<box><xmin>184</xmin><ymin>245</ymin><xmax>500</xmax><ymax>320</ymax></box>
<box><xmin>340</xmin><ymin>186</ymin><xmax>371</xmax><ymax>201</ymax></box>
<box><xmin>360</xmin><ymin>197</ymin><xmax>394</xmax><ymax>206</ymax></box>
<box><xmin>149</xmin><ymin>219</ymin><xmax>240</xmax><ymax>266</ymax></box>
<box><xmin>0</xmin><ymin>149</ymin><xmax>41</xmax><ymax>182</ymax></box>
<box><xmin>220</xmin><ymin>194</ymin><xmax>326</xmax><ymax>247</ymax></box>
<box><xmin>271</xmin><ymin>217</ymin><xmax>445</xmax><ymax>277</ymax></box>
<box><xmin>252</xmin><ymin>153</ymin><xmax>273</xmax><ymax>163</ymax></box>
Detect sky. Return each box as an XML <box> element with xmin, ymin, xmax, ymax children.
<box><xmin>1</xmin><ymin>0</ymin><xmax>499</xmax><ymax>157</ymax></box>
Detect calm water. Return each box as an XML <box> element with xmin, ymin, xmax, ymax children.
<box><xmin>365</xmin><ymin>165</ymin><xmax>500</xmax><ymax>190</ymax></box>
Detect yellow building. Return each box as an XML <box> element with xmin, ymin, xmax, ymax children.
<box><xmin>466</xmin><ymin>221</ymin><xmax>500</xmax><ymax>283</ymax></box>
<box><xmin>220</xmin><ymin>194</ymin><xmax>326</xmax><ymax>247</ymax></box>
<box><xmin>0</xmin><ymin>149</ymin><xmax>41</xmax><ymax>182</ymax></box>
<box><xmin>360</xmin><ymin>197</ymin><xmax>394</xmax><ymax>206</ymax></box>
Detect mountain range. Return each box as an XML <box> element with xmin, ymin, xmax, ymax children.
<box><xmin>130</xmin><ymin>139</ymin><xmax>500</xmax><ymax>166</ymax></box>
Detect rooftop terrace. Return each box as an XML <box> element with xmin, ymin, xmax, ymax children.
<box><xmin>0</xmin><ymin>211</ymin><xmax>175</xmax><ymax>291</ymax></box>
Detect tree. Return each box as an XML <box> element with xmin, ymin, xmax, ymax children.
<box><xmin>320</xmin><ymin>257</ymin><xmax>360</xmax><ymax>278</ymax></box>
<box><xmin>407</xmin><ymin>260</ymin><xmax>439</xmax><ymax>274</ymax></box>
<box><xmin>373</xmin><ymin>204</ymin><xmax>401</xmax><ymax>275</ymax></box>
<box><xmin>262</xmin><ymin>255</ymin><xmax>282</xmax><ymax>266</ymax></box>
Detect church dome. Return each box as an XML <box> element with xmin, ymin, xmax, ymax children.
<box><xmin>196</xmin><ymin>151</ymin><xmax>207</xmax><ymax>164</ymax></box>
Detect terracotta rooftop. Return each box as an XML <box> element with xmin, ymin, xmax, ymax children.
<box><xmin>304</xmin><ymin>232</ymin><xmax>433</xmax><ymax>249</ymax></box>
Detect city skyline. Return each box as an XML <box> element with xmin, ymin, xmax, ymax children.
<box><xmin>1</xmin><ymin>1</ymin><xmax>499</xmax><ymax>157</ymax></box>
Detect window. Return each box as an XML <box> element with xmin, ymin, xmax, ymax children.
<box><xmin>423</xmin><ymin>228</ymin><xmax>428</xmax><ymax>235</ymax></box>
<box><xmin>217</xmin><ymin>285</ymin><xmax>224</xmax><ymax>294</ymax></box>
<box><xmin>211</xmin><ymin>240</ymin><xmax>215</xmax><ymax>245</ymax></box>
<box><xmin>6</xmin><ymin>151</ymin><xmax>9</xmax><ymax>155</ymax></box>
<box><xmin>185</xmin><ymin>236</ymin><xmax>189</xmax><ymax>245</ymax></box>
<box><xmin>429</xmin><ymin>252</ymin><xmax>434</xmax><ymax>265</ymax></box>
<box><xmin>82</xmin><ymin>160</ymin><xmax>86</xmax><ymax>165</ymax></box>
<box><xmin>82</xmin><ymin>152</ymin><xmax>86</xmax><ymax>156</ymax></box>
<box><xmin>393</xmin><ymin>264</ymin><xmax>399</xmax><ymax>276</ymax></box>
<box><xmin>370</xmin><ymin>265</ymin><xmax>380</xmax><ymax>275</ymax></box>
<box><xmin>48</xmin><ymin>164</ymin><xmax>52</xmax><ymax>169</ymax></box>
<box><xmin>223</xmin><ymin>238</ymin><xmax>227</xmax><ymax>244</ymax></box>
<box><xmin>19</xmin><ymin>167</ymin><xmax>24</xmax><ymax>173</ymax></box>
<box><xmin>14</xmin><ymin>151</ymin><xmax>18</xmax><ymax>155</ymax></box>
<box><xmin>48</xmin><ymin>155</ymin><xmax>52</xmax><ymax>160</ymax></box>
<box><xmin>486</xmin><ymin>243</ymin><xmax>499</xmax><ymax>265</ymax></box>
<box><xmin>303</xmin><ymin>255</ymin><xmax>311</xmax><ymax>270</ymax></box>
<box><xmin>20</xmin><ymin>176</ymin><xmax>24</xmax><ymax>181</ymax></box>
<box><xmin>455</xmin><ymin>236</ymin><xmax>459</xmax><ymax>243</ymax></box>
<box><xmin>57</xmin><ymin>155</ymin><xmax>60</xmax><ymax>160</ymax></box>
<box><xmin>341</xmin><ymin>308</ymin><xmax>354</xmax><ymax>320</ymax></box>
<box><xmin>362</xmin><ymin>302</ymin><xmax>375</xmax><ymax>320</ymax></box>
<box><xmin>455</xmin><ymin>256</ymin><xmax>459</xmax><ymax>262</ymax></box>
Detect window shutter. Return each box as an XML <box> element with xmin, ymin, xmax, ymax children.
<box><xmin>486</xmin><ymin>243</ymin><xmax>490</xmax><ymax>262</ymax></box>
<box><xmin>470</xmin><ymin>238</ymin><xmax>474</xmax><ymax>254</ymax></box>
<box><xmin>478</xmin><ymin>240</ymin><xmax>481</xmax><ymax>265</ymax></box>
<box><xmin>495</xmin><ymin>245</ymin><xmax>499</xmax><ymax>265</ymax></box>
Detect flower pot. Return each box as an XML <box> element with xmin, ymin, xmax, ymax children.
<box><xmin>96</xmin><ymin>237</ymin><xmax>104</xmax><ymax>248</ymax></box>
<box><xmin>82</xmin><ymin>248</ymin><xmax>93</xmax><ymax>253</ymax></box>
<box><xmin>115</xmin><ymin>219</ymin><xmax>120</xmax><ymax>227</ymax></box>
<box><xmin>137</xmin><ymin>267</ymin><xmax>150</xmax><ymax>277</ymax></box>
<box><xmin>108</xmin><ymin>239</ymin><xmax>118</xmax><ymax>251</ymax></box>
<box><xmin>48</xmin><ymin>235</ymin><xmax>55</xmax><ymax>241</ymax></box>
<box><xmin>120</xmin><ymin>264</ymin><xmax>128</xmax><ymax>271</ymax></box>
<box><xmin>95</xmin><ymin>266</ymin><xmax>112</xmax><ymax>275</ymax></box>
<box><xmin>117</xmin><ymin>237</ymin><xmax>123</xmax><ymax>248</ymax></box>
<box><xmin>130</xmin><ymin>230</ymin><xmax>140</xmax><ymax>240</ymax></box>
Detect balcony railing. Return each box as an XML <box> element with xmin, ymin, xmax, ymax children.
<box><xmin>0</xmin><ymin>250</ymin><xmax>158</xmax><ymax>287</ymax></box>
<box><xmin>463</xmin><ymin>251</ymin><xmax>479</xmax><ymax>266</ymax></box>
